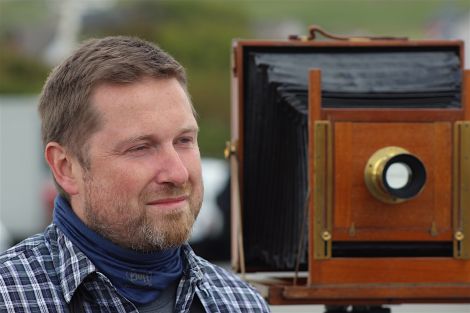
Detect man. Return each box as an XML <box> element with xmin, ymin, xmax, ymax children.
<box><xmin>0</xmin><ymin>36</ymin><xmax>270</xmax><ymax>312</ymax></box>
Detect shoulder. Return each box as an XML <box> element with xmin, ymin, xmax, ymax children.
<box><xmin>0</xmin><ymin>232</ymin><xmax>51</xmax><ymax>274</ymax></box>
<box><xmin>184</xmin><ymin>246</ymin><xmax>270</xmax><ymax>312</ymax></box>
<box><xmin>0</xmin><ymin>229</ymin><xmax>60</xmax><ymax>309</ymax></box>
<box><xmin>198</xmin><ymin>256</ymin><xmax>248</xmax><ymax>288</ymax></box>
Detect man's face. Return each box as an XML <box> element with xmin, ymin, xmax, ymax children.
<box><xmin>72</xmin><ymin>77</ymin><xmax>203</xmax><ymax>251</ymax></box>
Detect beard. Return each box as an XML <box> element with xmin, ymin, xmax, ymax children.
<box><xmin>82</xmin><ymin>172</ymin><xmax>203</xmax><ymax>252</ymax></box>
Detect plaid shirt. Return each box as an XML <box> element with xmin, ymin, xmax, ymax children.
<box><xmin>0</xmin><ymin>224</ymin><xmax>270</xmax><ymax>312</ymax></box>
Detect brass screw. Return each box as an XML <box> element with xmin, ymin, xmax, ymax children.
<box><xmin>224</xmin><ymin>141</ymin><xmax>236</xmax><ymax>159</ymax></box>
<box><xmin>321</xmin><ymin>231</ymin><xmax>332</xmax><ymax>241</ymax></box>
<box><xmin>455</xmin><ymin>231</ymin><xmax>465</xmax><ymax>241</ymax></box>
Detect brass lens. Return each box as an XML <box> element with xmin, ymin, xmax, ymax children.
<box><xmin>364</xmin><ymin>146</ymin><xmax>426</xmax><ymax>204</ymax></box>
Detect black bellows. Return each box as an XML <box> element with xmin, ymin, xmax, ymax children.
<box><xmin>241</xmin><ymin>47</ymin><xmax>461</xmax><ymax>270</ymax></box>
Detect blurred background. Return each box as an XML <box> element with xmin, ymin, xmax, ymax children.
<box><xmin>0</xmin><ymin>1</ymin><xmax>470</xmax><ymax>311</ymax></box>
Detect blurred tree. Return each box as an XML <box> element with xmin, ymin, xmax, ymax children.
<box><xmin>0</xmin><ymin>0</ymin><xmax>52</xmax><ymax>94</ymax></box>
<box><xmin>0</xmin><ymin>47</ymin><xmax>50</xmax><ymax>94</ymax></box>
<box><xmin>81</xmin><ymin>0</ymin><xmax>250</xmax><ymax>157</ymax></box>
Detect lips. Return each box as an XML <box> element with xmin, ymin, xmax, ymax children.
<box><xmin>146</xmin><ymin>195</ymin><xmax>189</xmax><ymax>206</ymax></box>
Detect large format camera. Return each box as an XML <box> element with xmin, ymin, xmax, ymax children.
<box><xmin>228</xmin><ymin>26</ymin><xmax>470</xmax><ymax>304</ymax></box>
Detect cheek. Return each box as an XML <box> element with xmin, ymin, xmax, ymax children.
<box><xmin>92</xmin><ymin>164</ymin><xmax>150</xmax><ymax>197</ymax></box>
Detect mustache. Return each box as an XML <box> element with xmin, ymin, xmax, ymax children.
<box><xmin>141</xmin><ymin>184</ymin><xmax>192</xmax><ymax>200</ymax></box>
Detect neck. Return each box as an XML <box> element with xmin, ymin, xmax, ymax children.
<box><xmin>53</xmin><ymin>195</ymin><xmax>183</xmax><ymax>305</ymax></box>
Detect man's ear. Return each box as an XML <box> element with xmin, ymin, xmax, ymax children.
<box><xmin>45</xmin><ymin>142</ymin><xmax>81</xmax><ymax>196</ymax></box>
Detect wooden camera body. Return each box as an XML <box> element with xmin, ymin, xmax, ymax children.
<box><xmin>229</xmin><ymin>28</ymin><xmax>470</xmax><ymax>304</ymax></box>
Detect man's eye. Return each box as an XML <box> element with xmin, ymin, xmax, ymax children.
<box><xmin>180</xmin><ymin>137</ymin><xmax>192</xmax><ymax>143</ymax></box>
<box><xmin>178</xmin><ymin>136</ymin><xmax>195</xmax><ymax>144</ymax></box>
<box><xmin>175</xmin><ymin>136</ymin><xmax>197</xmax><ymax>147</ymax></box>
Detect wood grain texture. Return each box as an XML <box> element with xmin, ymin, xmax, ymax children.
<box><xmin>333</xmin><ymin>122</ymin><xmax>452</xmax><ymax>241</ymax></box>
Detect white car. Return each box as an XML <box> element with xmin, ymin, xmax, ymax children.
<box><xmin>190</xmin><ymin>158</ymin><xmax>228</xmax><ymax>244</ymax></box>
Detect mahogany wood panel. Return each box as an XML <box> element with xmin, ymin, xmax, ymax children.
<box><xmin>309</xmin><ymin>258</ymin><xmax>470</xmax><ymax>284</ymax></box>
<box><xmin>333</xmin><ymin>122</ymin><xmax>452</xmax><ymax>241</ymax></box>
<box><xmin>282</xmin><ymin>283</ymin><xmax>470</xmax><ymax>301</ymax></box>
<box><xmin>465</xmin><ymin>71</ymin><xmax>470</xmax><ymax>120</ymax></box>
<box><xmin>258</xmin><ymin>279</ymin><xmax>470</xmax><ymax>304</ymax></box>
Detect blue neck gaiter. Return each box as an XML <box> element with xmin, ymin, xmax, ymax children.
<box><xmin>53</xmin><ymin>196</ymin><xmax>183</xmax><ymax>305</ymax></box>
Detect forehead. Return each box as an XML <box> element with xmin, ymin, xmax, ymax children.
<box><xmin>92</xmin><ymin>78</ymin><xmax>194</xmax><ymax>120</ymax></box>
<box><xmin>91</xmin><ymin>77</ymin><xmax>192</xmax><ymax>114</ymax></box>
<box><xmin>88</xmin><ymin>77</ymin><xmax>197</xmax><ymax>139</ymax></box>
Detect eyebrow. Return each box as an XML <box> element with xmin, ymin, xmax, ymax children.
<box><xmin>180</xmin><ymin>125</ymin><xmax>200</xmax><ymax>134</ymax></box>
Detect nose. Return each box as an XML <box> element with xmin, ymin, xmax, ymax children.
<box><xmin>154</xmin><ymin>145</ymin><xmax>189</xmax><ymax>186</ymax></box>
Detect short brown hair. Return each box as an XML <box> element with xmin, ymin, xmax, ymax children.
<box><xmin>38</xmin><ymin>36</ymin><xmax>188</xmax><ymax>197</ymax></box>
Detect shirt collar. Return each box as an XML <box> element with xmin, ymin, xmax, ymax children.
<box><xmin>181</xmin><ymin>244</ymin><xmax>205</xmax><ymax>282</ymax></box>
<box><xmin>48</xmin><ymin>224</ymin><xmax>97</xmax><ymax>303</ymax></box>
